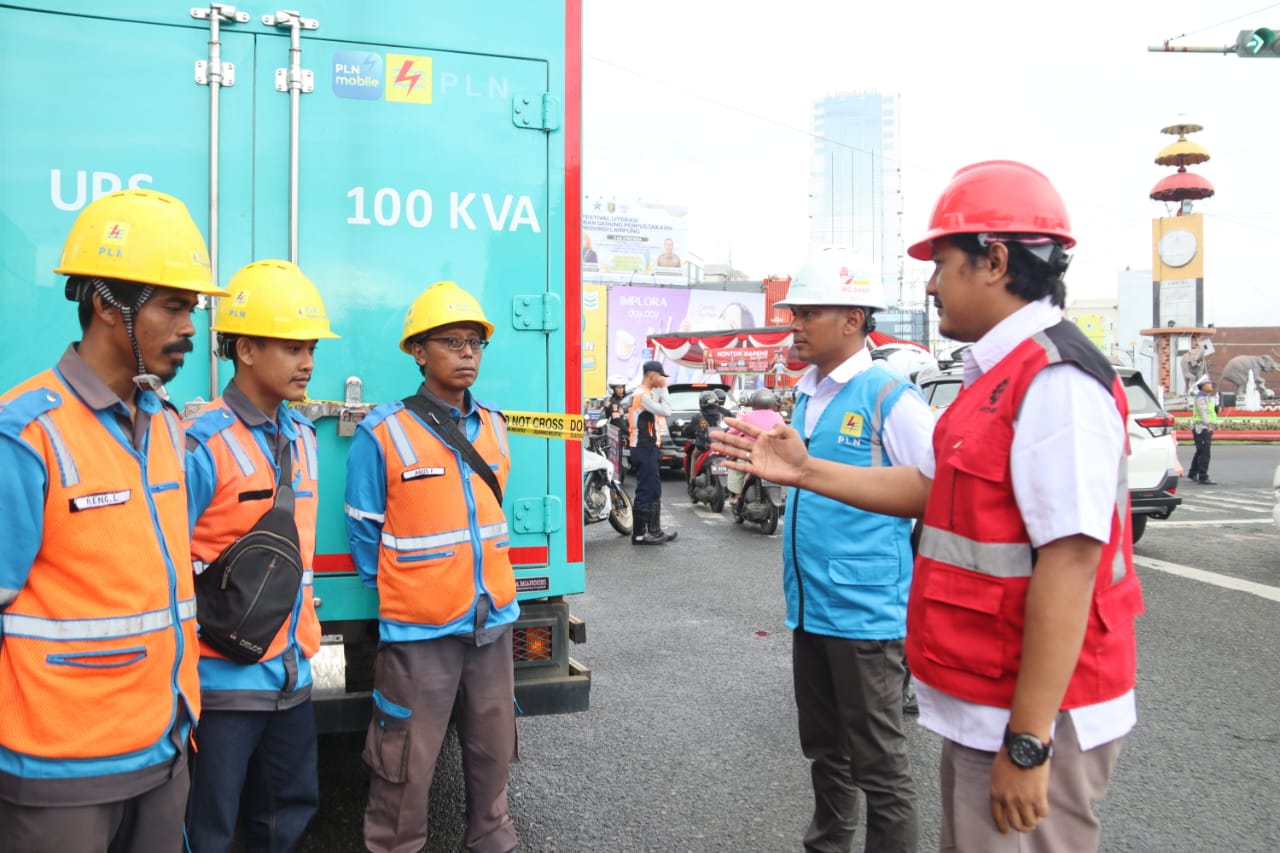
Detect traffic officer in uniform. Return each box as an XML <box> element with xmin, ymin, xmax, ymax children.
<box><xmin>345</xmin><ymin>281</ymin><xmax>519</xmax><ymax>853</ymax></box>
<box><xmin>717</xmin><ymin>161</ymin><xmax>1142</xmax><ymax>851</ymax></box>
<box><xmin>0</xmin><ymin>190</ymin><xmax>224</xmax><ymax>852</ymax></box>
<box><xmin>184</xmin><ymin>260</ymin><xmax>339</xmax><ymax>852</ymax></box>
<box><xmin>628</xmin><ymin>359</ymin><xmax>678</xmax><ymax>544</ymax></box>
<box><xmin>773</xmin><ymin>246</ymin><xmax>934</xmax><ymax>853</ymax></box>
<box><xmin>1187</xmin><ymin>375</ymin><xmax>1217</xmax><ymax>484</ymax></box>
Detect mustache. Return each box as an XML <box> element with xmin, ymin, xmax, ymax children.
<box><xmin>163</xmin><ymin>339</ymin><xmax>195</xmax><ymax>355</ymax></box>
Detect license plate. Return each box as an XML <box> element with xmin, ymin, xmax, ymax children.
<box><xmin>711</xmin><ymin>465</ymin><xmax>727</xmax><ymax>475</ymax></box>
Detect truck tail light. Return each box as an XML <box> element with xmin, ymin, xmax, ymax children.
<box><xmin>514</xmin><ymin>625</ymin><xmax>553</xmax><ymax>662</ymax></box>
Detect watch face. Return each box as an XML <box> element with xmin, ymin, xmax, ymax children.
<box><xmin>1007</xmin><ymin>734</ymin><xmax>1049</xmax><ymax>768</ymax></box>
<box><xmin>1159</xmin><ymin>229</ymin><xmax>1198</xmax><ymax>268</ymax></box>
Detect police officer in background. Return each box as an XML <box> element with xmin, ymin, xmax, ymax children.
<box><xmin>718</xmin><ymin>162</ymin><xmax>1142</xmax><ymax>851</ymax></box>
<box><xmin>628</xmin><ymin>359</ymin><xmax>678</xmax><ymax>544</ymax></box>
<box><xmin>345</xmin><ymin>281</ymin><xmax>518</xmax><ymax>853</ymax></box>
<box><xmin>184</xmin><ymin>260</ymin><xmax>340</xmax><ymax>852</ymax></box>
<box><xmin>1188</xmin><ymin>375</ymin><xmax>1218</xmax><ymax>485</ymax></box>
<box><xmin>0</xmin><ymin>190</ymin><xmax>225</xmax><ymax>852</ymax></box>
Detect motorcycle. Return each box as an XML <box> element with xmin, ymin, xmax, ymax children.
<box><xmin>732</xmin><ymin>470</ymin><xmax>785</xmax><ymax>534</ymax></box>
<box><xmin>684</xmin><ymin>443</ymin><xmax>729</xmax><ymax>513</ymax></box>
<box><xmin>584</xmin><ymin>431</ymin><xmax>633</xmax><ymax>535</ymax></box>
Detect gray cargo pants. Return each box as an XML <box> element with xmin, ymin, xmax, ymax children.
<box><xmin>363</xmin><ymin>629</ymin><xmax>518</xmax><ymax>853</ymax></box>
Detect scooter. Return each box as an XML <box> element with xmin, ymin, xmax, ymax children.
<box><xmin>684</xmin><ymin>443</ymin><xmax>729</xmax><ymax>513</ymax></box>
<box><xmin>732</xmin><ymin>470</ymin><xmax>785</xmax><ymax>534</ymax></box>
<box><xmin>584</xmin><ymin>432</ymin><xmax>633</xmax><ymax>535</ymax></box>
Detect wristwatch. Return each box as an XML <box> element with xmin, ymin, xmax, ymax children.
<box><xmin>1003</xmin><ymin>726</ymin><xmax>1052</xmax><ymax>769</ymax></box>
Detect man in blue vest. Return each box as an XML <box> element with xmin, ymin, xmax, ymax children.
<box><xmin>773</xmin><ymin>246</ymin><xmax>935</xmax><ymax>853</ymax></box>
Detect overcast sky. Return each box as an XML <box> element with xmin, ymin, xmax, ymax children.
<box><xmin>582</xmin><ymin>0</ymin><xmax>1280</xmax><ymax>327</ymax></box>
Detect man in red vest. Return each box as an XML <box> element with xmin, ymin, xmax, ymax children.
<box><xmin>716</xmin><ymin>161</ymin><xmax>1141</xmax><ymax>852</ymax></box>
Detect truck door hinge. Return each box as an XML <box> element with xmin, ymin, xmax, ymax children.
<box><xmin>192</xmin><ymin>4</ymin><xmax>251</xmax><ymax>87</ymax></box>
<box><xmin>511</xmin><ymin>496</ymin><xmax>564</xmax><ymax>534</ymax></box>
<box><xmin>512</xmin><ymin>93</ymin><xmax>560</xmax><ymax>131</ymax></box>
<box><xmin>512</xmin><ymin>293</ymin><xmax>562</xmax><ymax>332</ymax></box>
<box><xmin>264</xmin><ymin>10</ymin><xmax>319</xmax><ymax>94</ymax></box>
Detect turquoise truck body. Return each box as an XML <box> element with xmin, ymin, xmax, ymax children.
<box><xmin>0</xmin><ymin>0</ymin><xmax>588</xmax><ymax>727</ymax></box>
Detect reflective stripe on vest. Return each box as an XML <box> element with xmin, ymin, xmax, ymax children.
<box><xmin>385</xmin><ymin>413</ymin><xmax>417</xmax><ymax>465</ymax></box>
<box><xmin>3</xmin><ymin>598</ymin><xmax>197</xmax><ymax>641</ymax></box>
<box><xmin>917</xmin><ymin>525</ymin><xmax>1033</xmax><ymax>578</ymax></box>
<box><xmin>35</xmin><ymin>412</ymin><xmax>79</xmax><ymax>487</ymax></box>
<box><xmin>220</xmin><ymin>428</ymin><xmax>256</xmax><ymax>477</ymax></box>
<box><xmin>382</xmin><ymin>521</ymin><xmax>510</xmax><ymax>552</ymax></box>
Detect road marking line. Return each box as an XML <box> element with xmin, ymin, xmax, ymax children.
<box><xmin>1133</xmin><ymin>556</ymin><xmax>1280</xmax><ymax>603</ymax></box>
<box><xmin>1155</xmin><ymin>518</ymin><xmax>1271</xmax><ymax>527</ymax></box>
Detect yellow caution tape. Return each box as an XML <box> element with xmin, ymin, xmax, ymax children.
<box><xmin>503</xmin><ymin>411</ymin><xmax>587</xmax><ymax>441</ymax></box>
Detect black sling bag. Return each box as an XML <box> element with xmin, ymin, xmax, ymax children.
<box><xmin>401</xmin><ymin>393</ymin><xmax>503</xmax><ymax>506</ymax></box>
<box><xmin>195</xmin><ymin>439</ymin><xmax>304</xmax><ymax>664</ymax></box>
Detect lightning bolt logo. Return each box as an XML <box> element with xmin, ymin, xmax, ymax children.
<box><xmin>394</xmin><ymin>60</ymin><xmax>422</xmax><ymax>96</ymax></box>
<box><xmin>385</xmin><ymin>54</ymin><xmax>432</xmax><ymax>103</ymax></box>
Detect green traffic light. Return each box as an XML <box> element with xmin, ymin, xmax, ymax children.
<box><xmin>1240</xmin><ymin>26</ymin><xmax>1278</xmax><ymax>56</ymax></box>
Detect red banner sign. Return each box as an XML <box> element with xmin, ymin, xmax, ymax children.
<box><xmin>704</xmin><ymin>346</ymin><xmax>790</xmax><ymax>375</ymax></box>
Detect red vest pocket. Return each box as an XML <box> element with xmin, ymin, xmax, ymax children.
<box><xmin>918</xmin><ymin>566</ymin><xmax>1007</xmax><ymax>679</ymax></box>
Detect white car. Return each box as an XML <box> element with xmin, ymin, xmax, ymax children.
<box><xmin>917</xmin><ymin>366</ymin><xmax>1181</xmax><ymax>543</ymax></box>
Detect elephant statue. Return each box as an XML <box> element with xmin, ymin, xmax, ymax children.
<box><xmin>1218</xmin><ymin>352</ymin><xmax>1279</xmax><ymax>399</ymax></box>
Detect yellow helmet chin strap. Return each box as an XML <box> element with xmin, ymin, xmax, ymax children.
<box><xmin>88</xmin><ymin>277</ymin><xmax>164</xmax><ymax>393</ymax></box>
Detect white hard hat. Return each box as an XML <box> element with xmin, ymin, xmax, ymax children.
<box><xmin>776</xmin><ymin>246</ymin><xmax>888</xmax><ymax>311</ymax></box>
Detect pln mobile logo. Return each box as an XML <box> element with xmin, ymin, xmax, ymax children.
<box><xmin>332</xmin><ymin>51</ymin><xmax>383</xmax><ymax>100</ymax></box>
<box><xmin>386</xmin><ymin>54</ymin><xmax>432</xmax><ymax>104</ymax></box>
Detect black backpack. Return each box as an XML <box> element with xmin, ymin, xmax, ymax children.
<box><xmin>195</xmin><ymin>440</ymin><xmax>304</xmax><ymax>664</ymax></box>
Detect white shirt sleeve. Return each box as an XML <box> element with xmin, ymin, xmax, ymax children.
<box><xmin>1011</xmin><ymin>365</ymin><xmax>1127</xmax><ymax>547</ymax></box>
<box><xmin>882</xmin><ymin>388</ymin><xmax>936</xmax><ymax>470</ymax></box>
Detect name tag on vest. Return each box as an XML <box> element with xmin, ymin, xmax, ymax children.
<box><xmin>402</xmin><ymin>465</ymin><xmax>446</xmax><ymax>481</ymax></box>
<box><xmin>69</xmin><ymin>489</ymin><xmax>132</xmax><ymax>512</ymax></box>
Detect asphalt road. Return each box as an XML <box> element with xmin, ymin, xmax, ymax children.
<box><xmin>295</xmin><ymin>444</ymin><xmax>1280</xmax><ymax>852</ymax></box>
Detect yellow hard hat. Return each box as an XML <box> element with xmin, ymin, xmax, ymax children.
<box><xmin>54</xmin><ymin>190</ymin><xmax>226</xmax><ymax>296</ymax></box>
<box><xmin>400</xmin><ymin>281</ymin><xmax>494</xmax><ymax>353</ymax></box>
<box><xmin>214</xmin><ymin>260</ymin><xmax>339</xmax><ymax>340</ymax></box>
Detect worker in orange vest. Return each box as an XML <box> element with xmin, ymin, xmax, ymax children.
<box><xmin>345</xmin><ymin>281</ymin><xmax>519</xmax><ymax>853</ymax></box>
<box><xmin>0</xmin><ymin>190</ymin><xmax>224</xmax><ymax>852</ymax></box>
<box><xmin>183</xmin><ymin>260</ymin><xmax>340</xmax><ymax>852</ymax></box>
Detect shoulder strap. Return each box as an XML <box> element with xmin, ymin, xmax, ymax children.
<box><xmin>273</xmin><ymin>434</ymin><xmax>295</xmax><ymax>515</ymax></box>
<box><xmin>401</xmin><ymin>394</ymin><xmax>503</xmax><ymax>505</ymax></box>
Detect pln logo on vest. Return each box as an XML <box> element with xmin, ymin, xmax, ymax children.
<box><xmin>838</xmin><ymin>412</ymin><xmax>865</xmax><ymax>447</ymax></box>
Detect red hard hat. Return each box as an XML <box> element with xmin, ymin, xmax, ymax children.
<box><xmin>906</xmin><ymin>160</ymin><xmax>1075</xmax><ymax>261</ymax></box>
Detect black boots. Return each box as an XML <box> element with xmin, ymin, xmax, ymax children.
<box><xmin>631</xmin><ymin>502</ymin><xmax>677</xmax><ymax>545</ymax></box>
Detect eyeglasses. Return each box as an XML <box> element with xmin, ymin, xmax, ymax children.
<box><xmin>426</xmin><ymin>336</ymin><xmax>489</xmax><ymax>352</ymax></box>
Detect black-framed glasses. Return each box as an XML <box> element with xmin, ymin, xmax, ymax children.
<box><xmin>426</xmin><ymin>336</ymin><xmax>489</xmax><ymax>352</ymax></box>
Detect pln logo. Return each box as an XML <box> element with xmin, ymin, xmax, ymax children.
<box><xmin>104</xmin><ymin>222</ymin><xmax>129</xmax><ymax>242</ymax></box>
<box><xmin>839</xmin><ymin>412</ymin><xmax>865</xmax><ymax>438</ymax></box>
<box><xmin>386</xmin><ymin>54</ymin><xmax>432</xmax><ymax>104</ymax></box>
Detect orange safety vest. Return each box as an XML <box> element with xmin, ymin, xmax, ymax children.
<box><xmin>186</xmin><ymin>402</ymin><xmax>321</xmax><ymax>662</ymax></box>
<box><xmin>0</xmin><ymin>371</ymin><xmax>200</xmax><ymax>764</ymax></box>
<box><xmin>906</xmin><ymin>323</ymin><xmax>1145</xmax><ymax>710</ymax></box>
<box><xmin>367</xmin><ymin>404</ymin><xmax>514</xmax><ymax>626</ymax></box>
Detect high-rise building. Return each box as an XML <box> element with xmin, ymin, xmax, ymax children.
<box><xmin>808</xmin><ymin>91</ymin><xmax>903</xmax><ymax>302</ymax></box>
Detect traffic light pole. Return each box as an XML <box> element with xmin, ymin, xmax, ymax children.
<box><xmin>1148</xmin><ymin>42</ymin><xmax>1234</xmax><ymax>54</ymax></box>
<box><xmin>1149</xmin><ymin>28</ymin><xmax>1280</xmax><ymax>57</ymax></box>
